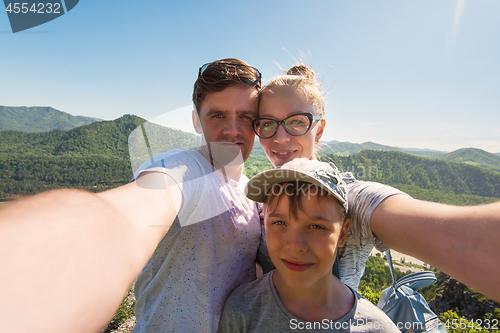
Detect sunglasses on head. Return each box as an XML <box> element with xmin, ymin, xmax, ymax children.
<box><xmin>198</xmin><ymin>62</ymin><xmax>262</xmax><ymax>87</ymax></box>
<box><xmin>252</xmin><ymin>112</ymin><xmax>321</xmax><ymax>139</ymax></box>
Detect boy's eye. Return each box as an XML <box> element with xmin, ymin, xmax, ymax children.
<box><xmin>272</xmin><ymin>220</ymin><xmax>286</xmax><ymax>226</ymax></box>
<box><xmin>310</xmin><ymin>224</ymin><xmax>326</xmax><ymax>230</ymax></box>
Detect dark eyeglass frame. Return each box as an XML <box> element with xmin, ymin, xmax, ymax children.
<box><xmin>252</xmin><ymin>112</ymin><xmax>322</xmax><ymax>139</ymax></box>
<box><xmin>198</xmin><ymin>62</ymin><xmax>262</xmax><ymax>87</ymax></box>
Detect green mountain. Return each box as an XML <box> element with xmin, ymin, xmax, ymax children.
<box><xmin>0</xmin><ymin>115</ymin><xmax>200</xmax><ymax>199</ymax></box>
<box><xmin>327</xmin><ymin>150</ymin><xmax>500</xmax><ymax>206</ymax></box>
<box><xmin>1</xmin><ymin>116</ymin><xmax>499</xmax><ymax>207</ymax></box>
<box><xmin>321</xmin><ymin>140</ymin><xmax>446</xmax><ymax>157</ymax></box>
<box><xmin>320</xmin><ymin>141</ymin><xmax>500</xmax><ymax>174</ymax></box>
<box><xmin>0</xmin><ymin>106</ymin><xmax>102</xmax><ymax>132</ymax></box>
<box><xmin>245</xmin><ymin>147</ymin><xmax>500</xmax><ymax>206</ymax></box>
<box><xmin>433</xmin><ymin>148</ymin><xmax>500</xmax><ymax>173</ymax></box>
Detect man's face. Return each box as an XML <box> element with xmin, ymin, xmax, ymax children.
<box><xmin>194</xmin><ymin>84</ymin><xmax>259</xmax><ymax>164</ymax></box>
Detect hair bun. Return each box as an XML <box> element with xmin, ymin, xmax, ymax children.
<box><xmin>286</xmin><ymin>65</ymin><xmax>315</xmax><ymax>79</ymax></box>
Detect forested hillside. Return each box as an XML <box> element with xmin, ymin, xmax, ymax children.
<box><xmin>0</xmin><ymin>115</ymin><xmax>199</xmax><ymax>199</ymax></box>
<box><xmin>320</xmin><ymin>140</ymin><xmax>500</xmax><ymax>173</ymax></box>
<box><xmin>433</xmin><ymin>147</ymin><xmax>500</xmax><ymax>173</ymax></box>
<box><xmin>320</xmin><ymin>140</ymin><xmax>446</xmax><ymax>157</ymax></box>
<box><xmin>245</xmin><ymin>148</ymin><xmax>500</xmax><ymax>206</ymax></box>
<box><xmin>329</xmin><ymin>150</ymin><xmax>500</xmax><ymax>205</ymax></box>
<box><xmin>0</xmin><ymin>106</ymin><xmax>101</xmax><ymax>132</ymax></box>
<box><xmin>2</xmin><ymin>117</ymin><xmax>499</xmax><ymax>207</ymax></box>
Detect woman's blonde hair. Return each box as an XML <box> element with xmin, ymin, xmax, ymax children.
<box><xmin>262</xmin><ymin>64</ymin><xmax>325</xmax><ymax>117</ymax></box>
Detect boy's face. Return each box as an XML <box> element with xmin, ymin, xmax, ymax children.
<box><xmin>264</xmin><ymin>192</ymin><xmax>350</xmax><ymax>289</ymax></box>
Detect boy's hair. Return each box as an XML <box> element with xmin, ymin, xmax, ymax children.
<box><xmin>264</xmin><ymin>181</ymin><xmax>347</xmax><ymax>222</ymax></box>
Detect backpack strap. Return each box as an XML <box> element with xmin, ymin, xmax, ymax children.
<box><xmin>385</xmin><ymin>250</ymin><xmax>437</xmax><ymax>291</ymax></box>
<box><xmin>386</xmin><ymin>249</ymin><xmax>397</xmax><ymax>288</ymax></box>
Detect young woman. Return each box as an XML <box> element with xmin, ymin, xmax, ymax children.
<box><xmin>253</xmin><ymin>65</ymin><xmax>500</xmax><ymax>302</ymax></box>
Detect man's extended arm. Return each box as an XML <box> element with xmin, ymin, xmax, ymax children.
<box><xmin>0</xmin><ymin>172</ymin><xmax>181</xmax><ymax>333</ymax></box>
<box><xmin>371</xmin><ymin>195</ymin><xmax>500</xmax><ymax>302</ymax></box>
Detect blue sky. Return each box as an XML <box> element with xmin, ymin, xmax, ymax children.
<box><xmin>1</xmin><ymin>0</ymin><xmax>499</xmax><ymax>152</ymax></box>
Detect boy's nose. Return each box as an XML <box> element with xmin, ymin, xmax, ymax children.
<box><xmin>286</xmin><ymin>229</ymin><xmax>308</xmax><ymax>253</ymax></box>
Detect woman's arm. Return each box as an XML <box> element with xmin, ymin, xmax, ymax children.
<box><xmin>0</xmin><ymin>172</ymin><xmax>181</xmax><ymax>333</ymax></box>
<box><xmin>371</xmin><ymin>195</ymin><xmax>500</xmax><ymax>302</ymax></box>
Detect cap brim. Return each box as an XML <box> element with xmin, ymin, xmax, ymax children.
<box><xmin>245</xmin><ymin>169</ymin><xmax>345</xmax><ymax>207</ymax></box>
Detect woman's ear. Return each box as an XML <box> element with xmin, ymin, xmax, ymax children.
<box><xmin>315</xmin><ymin>118</ymin><xmax>326</xmax><ymax>143</ymax></box>
<box><xmin>337</xmin><ymin>217</ymin><xmax>350</xmax><ymax>248</ymax></box>
<box><xmin>192</xmin><ymin>109</ymin><xmax>203</xmax><ymax>135</ymax></box>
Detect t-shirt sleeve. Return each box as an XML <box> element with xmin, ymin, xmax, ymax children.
<box><xmin>217</xmin><ymin>300</ymin><xmax>239</xmax><ymax>333</ymax></box>
<box><xmin>132</xmin><ymin>149</ymin><xmax>232</xmax><ymax>227</ymax></box>
<box><xmin>343</xmin><ymin>173</ymin><xmax>410</xmax><ymax>251</ymax></box>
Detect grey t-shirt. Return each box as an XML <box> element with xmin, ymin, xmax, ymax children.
<box><xmin>257</xmin><ymin>176</ymin><xmax>407</xmax><ymax>291</ymax></box>
<box><xmin>218</xmin><ymin>271</ymin><xmax>400</xmax><ymax>332</ymax></box>
<box><xmin>132</xmin><ymin>150</ymin><xmax>261</xmax><ymax>332</ymax></box>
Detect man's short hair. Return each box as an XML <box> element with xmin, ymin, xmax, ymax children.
<box><xmin>192</xmin><ymin>58</ymin><xmax>262</xmax><ymax>113</ymax></box>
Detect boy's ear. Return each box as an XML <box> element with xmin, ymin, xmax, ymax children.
<box><xmin>337</xmin><ymin>218</ymin><xmax>350</xmax><ymax>248</ymax></box>
<box><xmin>192</xmin><ymin>109</ymin><xmax>203</xmax><ymax>135</ymax></box>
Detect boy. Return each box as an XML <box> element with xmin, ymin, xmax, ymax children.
<box><xmin>218</xmin><ymin>158</ymin><xmax>399</xmax><ymax>332</ymax></box>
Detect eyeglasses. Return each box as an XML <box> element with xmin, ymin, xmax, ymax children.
<box><xmin>252</xmin><ymin>113</ymin><xmax>321</xmax><ymax>139</ymax></box>
<box><xmin>198</xmin><ymin>62</ymin><xmax>262</xmax><ymax>87</ymax></box>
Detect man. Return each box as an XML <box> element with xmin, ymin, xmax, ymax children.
<box><xmin>0</xmin><ymin>58</ymin><xmax>263</xmax><ymax>333</ymax></box>
<box><xmin>130</xmin><ymin>59</ymin><xmax>263</xmax><ymax>332</ymax></box>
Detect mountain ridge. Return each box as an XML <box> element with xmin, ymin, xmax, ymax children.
<box><xmin>2</xmin><ymin>106</ymin><xmax>499</xmax><ymax>174</ymax></box>
<box><xmin>0</xmin><ymin>114</ymin><xmax>200</xmax><ymax>198</ymax></box>
<box><xmin>320</xmin><ymin>140</ymin><xmax>447</xmax><ymax>157</ymax></box>
<box><xmin>432</xmin><ymin>147</ymin><xmax>500</xmax><ymax>173</ymax></box>
<box><xmin>0</xmin><ymin>106</ymin><xmax>102</xmax><ymax>132</ymax></box>
<box><xmin>320</xmin><ymin>140</ymin><xmax>500</xmax><ymax>173</ymax></box>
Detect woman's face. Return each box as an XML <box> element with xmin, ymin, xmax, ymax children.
<box><xmin>258</xmin><ymin>86</ymin><xmax>325</xmax><ymax>167</ymax></box>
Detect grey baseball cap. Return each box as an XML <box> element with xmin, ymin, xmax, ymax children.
<box><xmin>245</xmin><ymin>158</ymin><xmax>348</xmax><ymax>211</ymax></box>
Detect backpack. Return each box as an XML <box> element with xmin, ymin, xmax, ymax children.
<box><xmin>377</xmin><ymin>250</ymin><xmax>447</xmax><ymax>332</ymax></box>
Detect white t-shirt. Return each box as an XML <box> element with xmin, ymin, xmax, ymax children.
<box><xmin>132</xmin><ymin>149</ymin><xmax>261</xmax><ymax>332</ymax></box>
